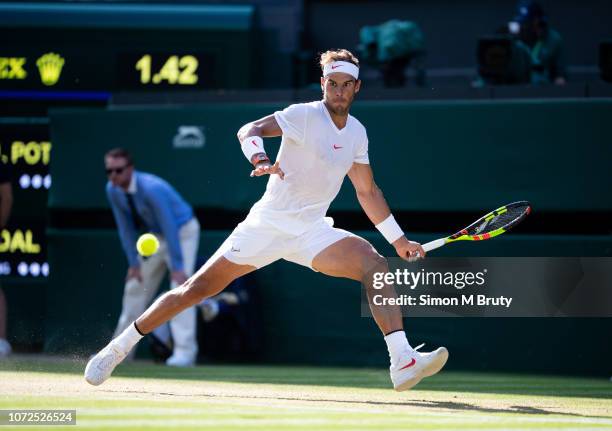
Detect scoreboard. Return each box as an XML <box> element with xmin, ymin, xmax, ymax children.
<box><xmin>0</xmin><ymin>4</ymin><xmax>254</xmax><ymax>93</ymax></box>
<box><xmin>0</xmin><ymin>120</ymin><xmax>49</xmax><ymax>279</ymax></box>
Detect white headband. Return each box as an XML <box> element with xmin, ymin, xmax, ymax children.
<box><xmin>323</xmin><ymin>61</ymin><xmax>359</xmax><ymax>80</ymax></box>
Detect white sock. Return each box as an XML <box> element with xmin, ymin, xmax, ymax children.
<box><xmin>384</xmin><ymin>331</ymin><xmax>411</xmax><ymax>366</ymax></box>
<box><xmin>114</xmin><ymin>322</ymin><xmax>144</xmax><ymax>353</ymax></box>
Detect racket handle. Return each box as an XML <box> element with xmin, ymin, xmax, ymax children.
<box><xmin>422</xmin><ymin>238</ymin><xmax>446</xmax><ymax>253</ymax></box>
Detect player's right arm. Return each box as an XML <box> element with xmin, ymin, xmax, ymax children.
<box><xmin>348</xmin><ymin>162</ymin><xmax>425</xmax><ymax>261</ymax></box>
<box><xmin>237</xmin><ymin>114</ymin><xmax>285</xmax><ymax>179</ymax></box>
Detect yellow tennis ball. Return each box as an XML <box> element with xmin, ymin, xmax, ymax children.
<box><xmin>136</xmin><ymin>233</ymin><xmax>159</xmax><ymax>257</ymax></box>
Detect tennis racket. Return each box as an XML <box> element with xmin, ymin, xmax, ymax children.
<box><xmin>421</xmin><ymin>201</ymin><xmax>531</xmax><ymax>254</ymax></box>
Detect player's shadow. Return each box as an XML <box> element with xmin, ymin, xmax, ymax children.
<box><xmin>4</xmin><ymin>355</ymin><xmax>611</xmax><ymax>408</ymax></box>
<box><xmin>103</xmin><ymin>388</ymin><xmax>610</xmax><ymax>420</ymax></box>
<box><xmin>109</xmin><ymin>363</ymin><xmax>612</xmax><ymax>401</ymax></box>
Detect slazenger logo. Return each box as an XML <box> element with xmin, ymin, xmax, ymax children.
<box><xmin>173</xmin><ymin>126</ymin><xmax>205</xmax><ymax>149</ymax></box>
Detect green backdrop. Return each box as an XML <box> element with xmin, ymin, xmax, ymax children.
<box><xmin>49</xmin><ymin>99</ymin><xmax>612</xmax><ymax>212</ymax></box>
<box><xmin>37</xmin><ymin>98</ymin><xmax>612</xmax><ymax>375</ymax></box>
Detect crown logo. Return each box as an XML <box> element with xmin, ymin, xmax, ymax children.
<box><xmin>36</xmin><ymin>53</ymin><xmax>65</xmax><ymax>86</ymax></box>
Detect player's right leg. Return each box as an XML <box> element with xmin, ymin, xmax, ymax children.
<box><xmin>84</xmin><ymin>255</ymin><xmax>255</xmax><ymax>385</ymax></box>
<box><xmin>310</xmin><ymin>234</ymin><xmax>448</xmax><ymax>391</ymax></box>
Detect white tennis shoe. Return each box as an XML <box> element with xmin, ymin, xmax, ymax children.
<box><xmin>84</xmin><ymin>342</ymin><xmax>128</xmax><ymax>386</ymax></box>
<box><xmin>390</xmin><ymin>344</ymin><xmax>449</xmax><ymax>391</ymax></box>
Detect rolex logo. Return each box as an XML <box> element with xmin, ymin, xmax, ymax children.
<box><xmin>36</xmin><ymin>53</ymin><xmax>65</xmax><ymax>86</ymax></box>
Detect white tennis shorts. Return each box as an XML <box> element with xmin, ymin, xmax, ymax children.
<box><xmin>212</xmin><ymin>215</ymin><xmax>356</xmax><ymax>270</ymax></box>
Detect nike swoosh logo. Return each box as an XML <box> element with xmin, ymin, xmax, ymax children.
<box><xmin>333</xmin><ymin>144</ymin><xmax>343</xmax><ymax>149</ymax></box>
<box><xmin>251</xmin><ymin>140</ymin><xmax>259</xmax><ymax>147</ymax></box>
<box><xmin>331</xmin><ymin>65</ymin><xmax>341</xmax><ymax>69</ymax></box>
<box><xmin>399</xmin><ymin>358</ymin><xmax>416</xmax><ymax>370</ymax></box>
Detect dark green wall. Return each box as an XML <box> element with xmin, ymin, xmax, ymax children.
<box><xmin>2</xmin><ymin>279</ymin><xmax>46</xmax><ymax>352</ymax></box>
<box><xmin>49</xmin><ymin>99</ymin><xmax>612</xmax><ymax>211</ymax></box>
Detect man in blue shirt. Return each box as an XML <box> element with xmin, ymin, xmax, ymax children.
<box><xmin>104</xmin><ymin>148</ymin><xmax>200</xmax><ymax>367</ymax></box>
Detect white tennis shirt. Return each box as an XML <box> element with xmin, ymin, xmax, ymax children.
<box><xmin>248</xmin><ymin>100</ymin><xmax>369</xmax><ymax>235</ymax></box>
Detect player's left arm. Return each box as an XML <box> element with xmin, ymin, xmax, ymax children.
<box><xmin>347</xmin><ymin>162</ymin><xmax>425</xmax><ymax>260</ymax></box>
<box><xmin>237</xmin><ymin>114</ymin><xmax>282</xmax><ymax>140</ymax></box>
<box><xmin>237</xmin><ymin>115</ymin><xmax>284</xmax><ymax>179</ymax></box>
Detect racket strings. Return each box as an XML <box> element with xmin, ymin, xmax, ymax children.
<box><xmin>467</xmin><ymin>205</ymin><xmax>529</xmax><ymax>235</ymax></box>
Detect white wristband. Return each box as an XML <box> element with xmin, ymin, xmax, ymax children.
<box><xmin>241</xmin><ymin>136</ymin><xmax>265</xmax><ymax>162</ymax></box>
<box><xmin>375</xmin><ymin>214</ymin><xmax>404</xmax><ymax>244</ymax></box>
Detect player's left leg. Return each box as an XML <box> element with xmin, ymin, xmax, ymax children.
<box><xmin>308</xmin><ymin>231</ymin><xmax>448</xmax><ymax>391</ymax></box>
<box><xmin>85</xmin><ymin>214</ymin><xmax>283</xmax><ymax>386</ymax></box>
<box><xmin>85</xmin><ymin>255</ymin><xmax>254</xmax><ymax>386</ymax></box>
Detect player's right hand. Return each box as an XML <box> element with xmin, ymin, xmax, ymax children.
<box><xmin>250</xmin><ymin>160</ymin><xmax>285</xmax><ymax>180</ymax></box>
<box><xmin>393</xmin><ymin>236</ymin><xmax>426</xmax><ymax>262</ymax></box>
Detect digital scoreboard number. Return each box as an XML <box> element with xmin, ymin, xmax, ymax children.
<box><xmin>0</xmin><ymin>122</ymin><xmax>50</xmax><ymax>279</ymax></box>
<box><xmin>118</xmin><ymin>52</ymin><xmax>213</xmax><ymax>90</ymax></box>
<box><xmin>135</xmin><ymin>54</ymin><xmax>198</xmax><ymax>85</ymax></box>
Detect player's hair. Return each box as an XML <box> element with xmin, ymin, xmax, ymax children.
<box><xmin>319</xmin><ymin>49</ymin><xmax>360</xmax><ymax>70</ymax></box>
<box><xmin>105</xmin><ymin>148</ymin><xmax>133</xmax><ymax>165</ymax></box>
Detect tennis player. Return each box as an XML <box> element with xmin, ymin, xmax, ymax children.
<box><xmin>86</xmin><ymin>49</ymin><xmax>448</xmax><ymax>391</ymax></box>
